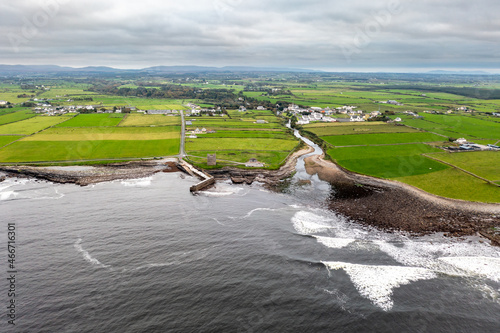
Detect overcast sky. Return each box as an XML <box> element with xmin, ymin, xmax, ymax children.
<box><xmin>1</xmin><ymin>0</ymin><xmax>499</xmax><ymax>72</ymax></box>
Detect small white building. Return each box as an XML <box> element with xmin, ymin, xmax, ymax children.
<box><xmin>455</xmin><ymin>138</ymin><xmax>468</xmax><ymax>145</ymax></box>
<box><xmin>350</xmin><ymin>115</ymin><xmax>365</xmax><ymax>122</ymax></box>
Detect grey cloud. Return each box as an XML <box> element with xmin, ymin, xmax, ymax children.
<box><xmin>0</xmin><ymin>0</ymin><xmax>499</xmax><ymax>71</ymax></box>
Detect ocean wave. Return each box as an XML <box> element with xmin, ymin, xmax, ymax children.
<box><xmin>121</xmin><ymin>177</ymin><xmax>153</xmax><ymax>187</ymax></box>
<box><xmin>314</xmin><ymin>236</ymin><xmax>356</xmax><ymax>249</ymax></box>
<box><xmin>374</xmin><ymin>240</ymin><xmax>500</xmax><ymax>276</ymax></box>
<box><xmin>238</xmin><ymin>207</ymin><xmax>282</xmax><ymax>219</ymax></box>
<box><xmin>200</xmin><ymin>184</ymin><xmax>247</xmax><ymax>197</ymax></box>
<box><xmin>74</xmin><ymin>239</ymin><xmax>110</xmax><ymax>269</ymax></box>
<box><xmin>291</xmin><ymin>211</ymin><xmax>335</xmax><ymax>235</ymax></box>
<box><xmin>438</xmin><ymin>257</ymin><xmax>500</xmax><ymax>283</ymax></box>
<box><xmin>322</xmin><ymin>261</ymin><xmax>436</xmax><ymax>311</ymax></box>
<box><xmin>0</xmin><ymin>191</ymin><xmax>18</xmax><ymax>201</ymax></box>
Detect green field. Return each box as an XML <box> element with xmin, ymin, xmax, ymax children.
<box><xmin>304</xmin><ymin>123</ymin><xmax>419</xmax><ymax>136</ymax></box>
<box><xmin>0</xmin><ymin>109</ymin><xmax>35</xmax><ymax>126</ymax></box>
<box><xmin>55</xmin><ymin>114</ymin><xmax>124</xmax><ymax>127</ymax></box>
<box><xmin>187</xmin><ymin>150</ymin><xmax>291</xmax><ymax>169</ymax></box>
<box><xmin>429</xmin><ymin>151</ymin><xmax>500</xmax><ymax>181</ymax></box>
<box><xmin>322</xmin><ymin>132</ymin><xmax>445</xmax><ymax>146</ymax></box>
<box><xmin>0</xmin><ymin>139</ymin><xmax>180</xmax><ymax>163</ymax></box>
<box><xmin>403</xmin><ymin>114</ymin><xmax>500</xmax><ymax>140</ymax></box>
<box><xmin>120</xmin><ymin>114</ymin><xmax>181</xmax><ymax>127</ymax></box>
<box><xmin>197</xmin><ymin>130</ymin><xmax>291</xmax><ymax>139</ymax></box>
<box><xmin>395</xmin><ymin>168</ymin><xmax>500</xmax><ymax>203</ymax></box>
<box><xmin>0</xmin><ymin>116</ymin><xmax>71</xmax><ymax>135</ymax></box>
<box><xmin>327</xmin><ymin>144</ymin><xmax>449</xmax><ymax>178</ymax></box>
<box><xmin>186</xmin><ymin>138</ymin><xmax>297</xmax><ymax>151</ymax></box>
<box><xmin>187</xmin><ymin>119</ymin><xmax>283</xmax><ymax>130</ymax></box>
<box><xmin>0</xmin><ymin>136</ymin><xmax>23</xmax><ymax>147</ymax></box>
<box><xmin>185</xmin><ymin>111</ymin><xmax>299</xmax><ymax>168</ymax></box>
<box><xmin>24</xmin><ymin>126</ymin><xmax>180</xmax><ymax>141</ymax></box>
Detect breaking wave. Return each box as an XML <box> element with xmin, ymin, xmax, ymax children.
<box><xmin>322</xmin><ymin>261</ymin><xmax>437</xmax><ymax>311</ymax></box>
<box><xmin>74</xmin><ymin>239</ymin><xmax>110</xmax><ymax>269</ymax></box>
<box><xmin>292</xmin><ymin>211</ymin><xmax>335</xmax><ymax>235</ymax></box>
<box><xmin>314</xmin><ymin>236</ymin><xmax>356</xmax><ymax>249</ymax></box>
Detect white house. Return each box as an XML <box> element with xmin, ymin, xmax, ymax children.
<box><xmin>394</xmin><ymin>117</ymin><xmax>402</xmax><ymax>122</ymax></box>
<box><xmin>296</xmin><ymin>116</ymin><xmax>310</xmax><ymax>125</ymax></box>
<box><xmin>256</xmin><ymin>106</ymin><xmax>266</xmax><ymax>110</ymax></box>
<box><xmin>350</xmin><ymin>115</ymin><xmax>365</xmax><ymax>122</ymax></box>
<box><xmin>0</xmin><ymin>100</ymin><xmax>7</xmax><ymax>105</ymax></box>
<box><xmin>455</xmin><ymin>138</ymin><xmax>467</xmax><ymax>145</ymax></box>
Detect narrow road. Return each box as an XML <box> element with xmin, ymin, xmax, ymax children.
<box><xmin>179</xmin><ymin>110</ymin><xmax>186</xmax><ymax>159</ymax></box>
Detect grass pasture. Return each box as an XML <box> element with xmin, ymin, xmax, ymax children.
<box><xmin>0</xmin><ymin>109</ymin><xmax>35</xmax><ymax>126</ymax></box>
<box><xmin>186</xmin><ymin>112</ymin><xmax>299</xmax><ymax>169</ymax></box>
<box><xmin>404</xmin><ymin>114</ymin><xmax>500</xmax><ymax>140</ymax></box>
<box><xmin>120</xmin><ymin>114</ymin><xmax>181</xmax><ymax>127</ymax></box>
<box><xmin>187</xmin><ymin>150</ymin><xmax>291</xmax><ymax>169</ymax></box>
<box><xmin>0</xmin><ymin>139</ymin><xmax>180</xmax><ymax>163</ymax></box>
<box><xmin>186</xmin><ymin>138</ymin><xmax>297</xmax><ymax>151</ymax></box>
<box><xmin>23</xmin><ymin>126</ymin><xmax>180</xmax><ymax>142</ymax></box>
<box><xmin>304</xmin><ymin>123</ymin><xmax>419</xmax><ymax>136</ymax></box>
<box><xmin>327</xmin><ymin>144</ymin><xmax>448</xmax><ymax>178</ymax></box>
<box><xmin>55</xmin><ymin>113</ymin><xmax>124</xmax><ymax>127</ymax></box>
<box><xmin>0</xmin><ymin>136</ymin><xmax>23</xmax><ymax>147</ymax></box>
<box><xmin>429</xmin><ymin>151</ymin><xmax>500</xmax><ymax>182</ymax></box>
<box><xmin>0</xmin><ymin>116</ymin><xmax>71</xmax><ymax>135</ymax></box>
<box><xmin>322</xmin><ymin>132</ymin><xmax>445</xmax><ymax>146</ymax></box>
<box><xmin>198</xmin><ymin>130</ymin><xmax>292</xmax><ymax>139</ymax></box>
<box><xmin>395</xmin><ymin>168</ymin><xmax>500</xmax><ymax>203</ymax></box>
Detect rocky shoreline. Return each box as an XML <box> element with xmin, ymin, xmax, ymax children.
<box><xmin>0</xmin><ymin>159</ymin><xmax>179</xmax><ymax>186</ymax></box>
<box><xmin>304</xmin><ymin>154</ymin><xmax>500</xmax><ymax>245</ymax></box>
<box><xmin>2</xmin><ymin>147</ymin><xmax>499</xmax><ymax>245</ymax></box>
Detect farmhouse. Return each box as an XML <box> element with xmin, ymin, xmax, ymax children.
<box><xmin>350</xmin><ymin>115</ymin><xmax>365</xmax><ymax>122</ymax></box>
<box><xmin>0</xmin><ymin>100</ymin><xmax>8</xmax><ymax>105</ymax></box>
<box><xmin>192</xmin><ymin>128</ymin><xmax>207</xmax><ymax>134</ymax></box>
<box><xmin>256</xmin><ymin>106</ymin><xmax>266</xmax><ymax>110</ymax></box>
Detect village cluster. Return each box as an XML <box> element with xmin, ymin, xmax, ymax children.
<box><xmin>286</xmin><ymin>103</ymin><xmax>402</xmax><ymax>124</ymax></box>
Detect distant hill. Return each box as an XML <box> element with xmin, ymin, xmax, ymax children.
<box><xmin>0</xmin><ymin>64</ymin><xmax>319</xmax><ymax>74</ymax></box>
<box><xmin>427</xmin><ymin>70</ymin><xmax>492</xmax><ymax>75</ymax></box>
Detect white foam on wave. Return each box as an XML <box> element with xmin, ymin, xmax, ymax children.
<box><xmin>0</xmin><ymin>178</ymin><xmax>32</xmax><ymax>200</ymax></box>
<box><xmin>74</xmin><ymin>239</ymin><xmax>110</xmax><ymax>269</ymax></box>
<box><xmin>121</xmin><ymin>177</ymin><xmax>153</xmax><ymax>187</ymax></box>
<box><xmin>240</xmin><ymin>207</ymin><xmax>281</xmax><ymax>219</ymax></box>
<box><xmin>0</xmin><ymin>191</ymin><xmax>18</xmax><ymax>201</ymax></box>
<box><xmin>322</xmin><ymin>261</ymin><xmax>436</xmax><ymax>311</ymax></box>
<box><xmin>292</xmin><ymin>211</ymin><xmax>335</xmax><ymax>235</ymax></box>
<box><xmin>438</xmin><ymin>257</ymin><xmax>500</xmax><ymax>283</ymax></box>
<box><xmin>201</xmin><ymin>185</ymin><xmax>246</xmax><ymax>197</ymax></box>
<box><xmin>200</xmin><ymin>191</ymin><xmax>236</xmax><ymax>197</ymax></box>
<box><xmin>314</xmin><ymin>236</ymin><xmax>356</xmax><ymax>249</ymax></box>
<box><xmin>131</xmin><ymin>248</ymin><xmax>211</xmax><ymax>272</ymax></box>
<box><xmin>374</xmin><ymin>239</ymin><xmax>500</xmax><ymax>276</ymax></box>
